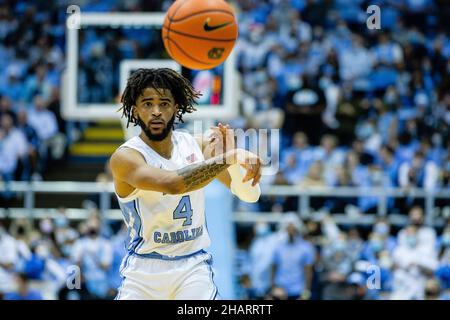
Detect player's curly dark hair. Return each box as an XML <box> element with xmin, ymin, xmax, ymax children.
<box><xmin>119</xmin><ymin>68</ymin><xmax>201</xmax><ymax>128</ymax></box>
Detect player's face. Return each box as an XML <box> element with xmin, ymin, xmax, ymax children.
<box><xmin>134</xmin><ymin>87</ymin><xmax>178</xmax><ymax>141</ymax></box>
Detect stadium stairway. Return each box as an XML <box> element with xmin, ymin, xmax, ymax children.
<box><xmin>69</xmin><ymin>120</ymin><xmax>124</xmax><ymax>163</ymax></box>
<box><xmin>20</xmin><ymin>121</ymin><xmax>125</xmax><ymax>210</ymax></box>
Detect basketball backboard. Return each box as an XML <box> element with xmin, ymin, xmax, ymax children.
<box><xmin>62</xmin><ymin>12</ymin><xmax>239</xmax><ymax>123</ymax></box>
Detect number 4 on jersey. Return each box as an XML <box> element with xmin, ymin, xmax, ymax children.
<box><xmin>173</xmin><ymin>196</ymin><xmax>193</xmax><ymax>226</ymax></box>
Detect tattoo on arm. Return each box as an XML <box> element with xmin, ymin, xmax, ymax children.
<box><xmin>176</xmin><ymin>155</ymin><xmax>230</xmax><ymax>192</ymax></box>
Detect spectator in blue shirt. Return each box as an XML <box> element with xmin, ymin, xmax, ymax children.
<box><xmin>15</xmin><ymin>109</ymin><xmax>39</xmax><ymax>180</ymax></box>
<box><xmin>270</xmin><ymin>214</ymin><xmax>315</xmax><ymax>300</ymax></box>
<box><xmin>248</xmin><ymin>222</ymin><xmax>279</xmax><ymax>299</ymax></box>
<box><xmin>398</xmin><ymin>150</ymin><xmax>440</xmax><ymax>191</ymax></box>
<box><xmin>378</xmin><ymin>145</ymin><xmax>400</xmax><ymax>187</ymax></box>
<box><xmin>313</xmin><ymin>134</ymin><xmax>346</xmax><ymax>186</ymax></box>
<box><xmin>70</xmin><ymin>219</ymin><xmax>113</xmax><ymax>299</ymax></box>
<box><xmin>4</xmin><ymin>273</ymin><xmax>43</xmax><ymax>300</ymax></box>
<box><xmin>281</xmin><ymin>131</ymin><xmax>315</xmax><ymax>184</ymax></box>
<box><xmin>1</xmin><ymin>69</ymin><xmax>22</xmax><ymax>103</ymax></box>
<box><xmin>373</xmin><ymin>32</ymin><xmax>404</xmax><ymax>67</ymax></box>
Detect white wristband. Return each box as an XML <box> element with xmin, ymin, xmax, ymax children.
<box><xmin>227</xmin><ymin>164</ymin><xmax>261</xmax><ymax>203</ymax></box>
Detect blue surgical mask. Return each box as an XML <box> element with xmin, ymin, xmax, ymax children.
<box><xmin>442</xmin><ymin>234</ymin><xmax>450</xmax><ymax>247</ymax></box>
<box><xmin>358</xmin><ymin>123</ymin><xmax>375</xmax><ymax>139</ymax></box>
<box><xmin>287</xmin><ymin>76</ymin><xmax>302</xmax><ymax>91</ymax></box>
<box><xmin>371</xmin><ymin>240</ymin><xmax>383</xmax><ymax>252</ymax></box>
<box><xmin>55</xmin><ymin>217</ymin><xmax>69</xmax><ymax>228</ymax></box>
<box><xmin>61</xmin><ymin>244</ymin><xmax>71</xmax><ymax>257</ymax></box>
<box><xmin>406</xmin><ymin>236</ymin><xmax>417</xmax><ymax>248</ymax></box>
<box><xmin>334</xmin><ymin>240</ymin><xmax>347</xmax><ymax>251</ymax></box>
<box><xmin>374</xmin><ymin>223</ymin><xmax>389</xmax><ymax>236</ymax></box>
<box><xmin>255</xmin><ymin>224</ymin><xmax>270</xmax><ymax>237</ymax></box>
<box><xmin>319</xmin><ymin>77</ymin><xmax>331</xmax><ymax>90</ymax></box>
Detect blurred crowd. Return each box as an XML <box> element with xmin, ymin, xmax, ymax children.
<box><xmin>232</xmin><ymin>0</ymin><xmax>450</xmax><ymax>299</ymax></box>
<box><xmin>236</xmin><ymin>207</ymin><xmax>450</xmax><ymax>300</ymax></box>
<box><xmin>0</xmin><ymin>209</ymin><xmax>126</xmax><ymax>300</ymax></box>
<box><xmin>234</xmin><ymin>0</ymin><xmax>450</xmax><ymax>215</ymax></box>
<box><xmin>0</xmin><ymin>0</ymin><xmax>449</xmax><ymax>300</ymax></box>
<box><xmin>1</xmin><ymin>205</ymin><xmax>449</xmax><ymax>300</ymax></box>
<box><xmin>0</xmin><ymin>1</ymin><xmax>68</xmax><ymax>185</ymax></box>
<box><xmin>1</xmin><ymin>1</ymin><xmax>449</xmax><ymax>203</ymax></box>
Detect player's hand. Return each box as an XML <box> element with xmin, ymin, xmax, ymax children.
<box><xmin>210</xmin><ymin>123</ymin><xmax>235</xmax><ymax>153</ymax></box>
<box><xmin>235</xmin><ymin>149</ymin><xmax>262</xmax><ymax>187</ymax></box>
<box><xmin>205</xmin><ymin>123</ymin><xmax>235</xmax><ymax>159</ymax></box>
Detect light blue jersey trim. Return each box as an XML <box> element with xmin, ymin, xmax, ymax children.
<box><xmin>134</xmin><ymin>198</ymin><xmax>145</xmax><ymax>252</ymax></box>
<box><xmin>204</xmin><ymin>254</ymin><xmax>219</xmax><ymax>300</ymax></box>
<box><xmin>115</xmin><ymin>252</ymin><xmax>133</xmax><ymax>300</ymax></box>
<box><xmin>119</xmin><ymin>200</ymin><xmax>143</xmax><ymax>253</ymax></box>
<box><xmin>132</xmin><ymin>249</ymin><xmax>206</xmax><ymax>261</ymax></box>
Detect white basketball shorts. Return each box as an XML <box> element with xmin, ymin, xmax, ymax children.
<box><xmin>115</xmin><ymin>250</ymin><xmax>219</xmax><ymax>300</ymax></box>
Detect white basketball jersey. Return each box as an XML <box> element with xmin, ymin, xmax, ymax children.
<box><xmin>114</xmin><ymin>130</ymin><xmax>211</xmax><ymax>257</ymax></box>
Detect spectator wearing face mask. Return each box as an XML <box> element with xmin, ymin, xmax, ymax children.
<box><xmin>236</xmin><ymin>24</ymin><xmax>275</xmax><ymax>73</ymax></box>
<box><xmin>248</xmin><ymin>222</ymin><xmax>279</xmax><ymax>299</ymax></box>
<box><xmin>361</xmin><ymin>219</ymin><xmax>396</xmax><ymax>285</ymax></box>
<box><xmin>360</xmin><ymin>230</ymin><xmax>395</xmax><ymax>294</ymax></box>
<box><xmin>378</xmin><ymin>145</ymin><xmax>401</xmax><ymax>199</ymax></box>
<box><xmin>0</xmin><ymin>114</ymin><xmax>27</xmax><ymax>183</ymax></box>
<box><xmin>320</xmin><ymin>232</ymin><xmax>354</xmax><ymax>300</ymax></box>
<box><xmin>398</xmin><ymin>150</ymin><xmax>440</xmax><ymax>191</ymax></box>
<box><xmin>0</xmin><ymin>127</ymin><xmax>17</xmax><ymax>184</ymax></box>
<box><xmin>397</xmin><ymin>206</ymin><xmax>437</xmax><ymax>254</ymax></box>
<box><xmin>298</xmin><ymin>160</ymin><xmax>327</xmax><ymax>188</ymax></box>
<box><xmin>281</xmin><ymin>132</ymin><xmax>315</xmax><ymax>184</ymax></box>
<box><xmin>313</xmin><ymin>134</ymin><xmax>346</xmax><ymax>186</ymax></box>
<box><xmin>0</xmin><ymin>221</ymin><xmax>31</xmax><ymax>296</ymax></box>
<box><xmin>53</xmin><ymin>209</ymin><xmax>79</xmax><ymax>255</ymax></box>
<box><xmin>71</xmin><ymin>219</ymin><xmax>113</xmax><ymax>299</ymax></box>
<box><xmin>15</xmin><ymin>109</ymin><xmax>39</xmax><ymax>180</ymax></box>
<box><xmin>346</xmin><ymin>228</ymin><xmax>364</xmax><ymax>262</ymax></box>
<box><xmin>27</xmin><ymin>95</ymin><xmax>66</xmax><ymax>172</ymax></box>
<box><xmin>22</xmin><ymin>234</ymin><xmax>68</xmax><ymax>300</ymax></box>
<box><xmin>391</xmin><ymin>225</ymin><xmax>438</xmax><ymax>300</ymax></box>
<box><xmin>270</xmin><ymin>214</ymin><xmax>315</xmax><ymax>300</ymax></box>
<box><xmin>363</xmin><ymin>219</ymin><xmax>397</xmax><ymax>260</ymax></box>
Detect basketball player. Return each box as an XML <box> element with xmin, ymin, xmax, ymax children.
<box><xmin>110</xmin><ymin>68</ymin><xmax>262</xmax><ymax>300</ymax></box>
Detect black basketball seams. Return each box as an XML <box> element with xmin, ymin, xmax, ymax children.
<box><xmin>162</xmin><ymin>26</ymin><xmax>237</xmax><ymax>42</ymax></box>
<box><xmin>163</xmin><ymin>37</ymin><xmax>217</xmax><ymax>66</ymax></box>
<box><xmin>168</xmin><ymin>9</ymin><xmax>235</xmax><ymax>23</ymax></box>
<box><xmin>167</xmin><ymin>0</ymin><xmax>192</xmax><ymax>57</ymax></box>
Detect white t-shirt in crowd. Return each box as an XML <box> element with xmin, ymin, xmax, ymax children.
<box><xmin>391</xmin><ymin>244</ymin><xmax>438</xmax><ymax>300</ymax></box>
<box><xmin>0</xmin><ymin>232</ymin><xmax>31</xmax><ymax>293</ymax></box>
<box><xmin>27</xmin><ymin>108</ymin><xmax>58</xmax><ymax>140</ymax></box>
<box><xmin>3</xmin><ymin>128</ymin><xmax>28</xmax><ymax>158</ymax></box>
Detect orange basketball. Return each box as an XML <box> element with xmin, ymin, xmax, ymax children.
<box><xmin>162</xmin><ymin>0</ymin><xmax>238</xmax><ymax>70</ymax></box>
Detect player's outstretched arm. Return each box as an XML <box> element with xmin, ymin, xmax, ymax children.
<box><xmin>195</xmin><ymin>124</ymin><xmax>233</xmax><ymax>189</ymax></box>
<box><xmin>198</xmin><ymin>123</ymin><xmax>262</xmax><ymax>202</ymax></box>
<box><xmin>110</xmin><ymin>147</ymin><xmax>260</xmax><ymax>196</ymax></box>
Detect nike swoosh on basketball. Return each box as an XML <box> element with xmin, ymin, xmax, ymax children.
<box><xmin>203</xmin><ymin>18</ymin><xmax>232</xmax><ymax>31</ymax></box>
